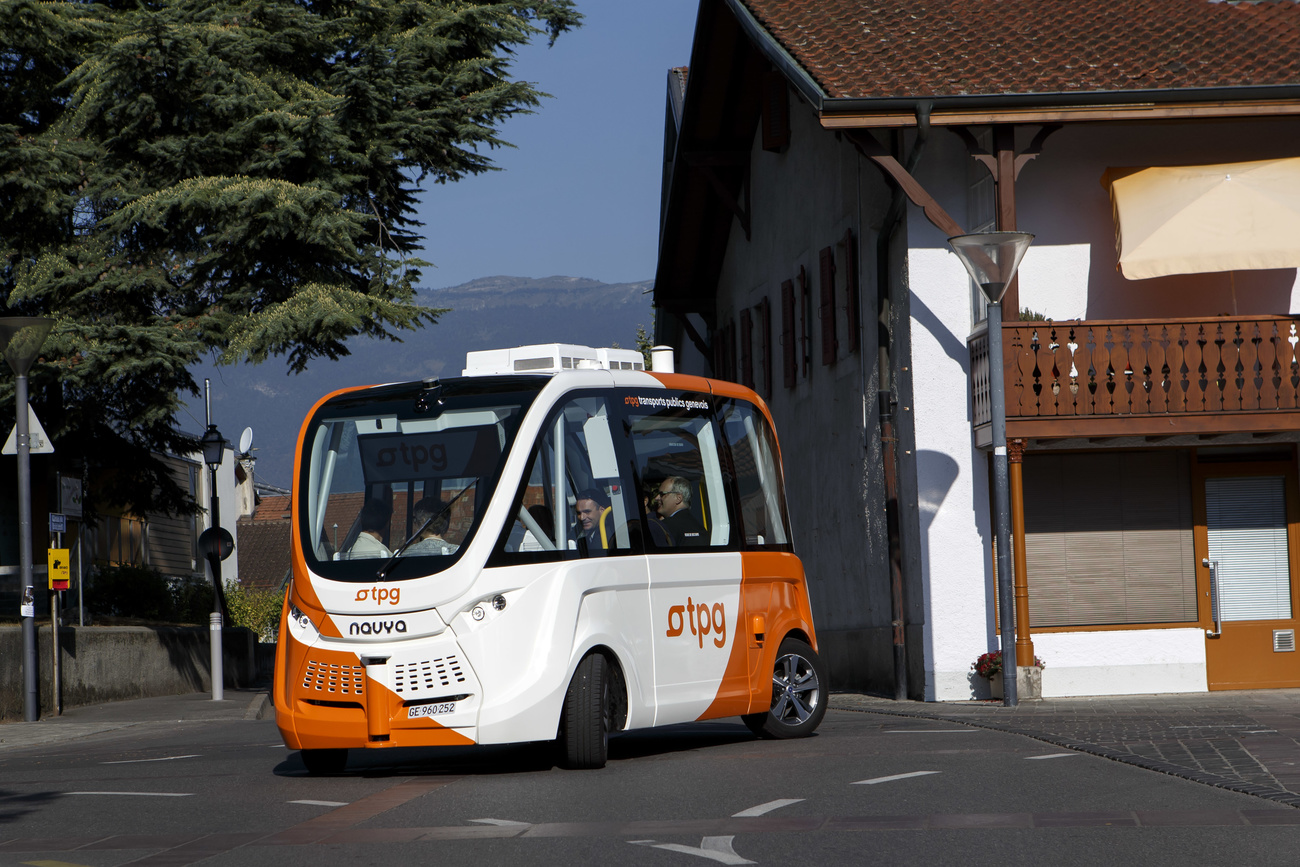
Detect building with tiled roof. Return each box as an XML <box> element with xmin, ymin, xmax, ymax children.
<box><xmin>655</xmin><ymin>0</ymin><xmax>1300</xmax><ymax>701</ymax></box>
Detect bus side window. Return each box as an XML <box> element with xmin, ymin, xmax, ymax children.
<box><xmin>626</xmin><ymin>392</ymin><xmax>733</xmax><ymax>550</ymax></box>
<box><xmin>719</xmin><ymin>400</ymin><xmax>791</xmax><ymax>547</ymax></box>
<box><xmin>498</xmin><ymin>395</ymin><xmax>638</xmax><ymax>558</ymax></box>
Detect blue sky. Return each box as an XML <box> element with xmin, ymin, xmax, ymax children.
<box><xmin>413</xmin><ymin>0</ymin><xmax>700</xmax><ymax>290</ymax></box>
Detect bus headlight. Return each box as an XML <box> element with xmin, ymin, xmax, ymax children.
<box><xmin>288</xmin><ymin>603</ymin><xmax>318</xmax><ymax>639</ymax></box>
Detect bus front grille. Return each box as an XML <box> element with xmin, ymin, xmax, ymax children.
<box><xmin>393</xmin><ymin>655</ymin><xmax>468</xmax><ymax>694</ymax></box>
<box><xmin>302</xmin><ymin>660</ymin><xmax>365</xmax><ymax>696</ymax></box>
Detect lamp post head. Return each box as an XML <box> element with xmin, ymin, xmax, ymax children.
<box><xmin>948</xmin><ymin>232</ymin><xmax>1034</xmax><ymax>304</ymax></box>
<box><xmin>0</xmin><ymin>317</ymin><xmax>55</xmax><ymax>377</ymax></box>
<box><xmin>201</xmin><ymin>425</ymin><xmax>225</xmax><ymax>470</ymax></box>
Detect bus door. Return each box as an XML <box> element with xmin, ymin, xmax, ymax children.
<box><xmin>623</xmin><ymin>391</ymin><xmax>745</xmax><ymax>726</ymax></box>
<box><xmin>493</xmin><ymin>393</ymin><xmax>655</xmax><ymax>728</ymax></box>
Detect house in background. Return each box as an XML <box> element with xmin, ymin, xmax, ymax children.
<box><xmin>655</xmin><ymin>0</ymin><xmax>1300</xmax><ymax>700</ymax></box>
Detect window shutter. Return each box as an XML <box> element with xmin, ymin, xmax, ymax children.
<box><xmin>739</xmin><ymin>307</ymin><xmax>754</xmax><ymax>389</ymax></box>
<box><xmin>819</xmin><ymin>246</ymin><xmax>837</xmax><ymax>365</ymax></box>
<box><xmin>760</xmin><ymin>296</ymin><xmax>772</xmax><ymax>400</ymax></box>
<box><xmin>761</xmin><ymin>70</ymin><xmax>790</xmax><ymax>153</ymax></box>
<box><xmin>842</xmin><ymin>228</ymin><xmax>859</xmax><ymax>354</ymax></box>
<box><xmin>798</xmin><ymin>266</ymin><xmax>810</xmax><ymax>378</ymax></box>
<box><xmin>781</xmin><ymin>280</ymin><xmax>795</xmax><ymax>389</ymax></box>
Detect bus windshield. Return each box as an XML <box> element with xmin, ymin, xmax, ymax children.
<box><xmin>298</xmin><ymin>379</ymin><xmax>540</xmax><ymax>582</ymax></box>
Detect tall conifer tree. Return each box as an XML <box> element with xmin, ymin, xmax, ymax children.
<box><xmin>0</xmin><ymin>0</ymin><xmax>579</xmax><ymax>513</ymax></box>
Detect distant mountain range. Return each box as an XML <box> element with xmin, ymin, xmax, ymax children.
<box><xmin>191</xmin><ymin>276</ymin><xmax>655</xmax><ymax>491</ymax></box>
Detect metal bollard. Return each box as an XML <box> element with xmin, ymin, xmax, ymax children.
<box><xmin>210</xmin><ymin>611</ymin><xmax>224</xmax><ymax>701</ymax></box>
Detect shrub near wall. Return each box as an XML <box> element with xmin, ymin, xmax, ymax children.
<box><xmin>0</xmin><ymin>625</ymin><xmax>257</xmax><ymax>721</ymax></box>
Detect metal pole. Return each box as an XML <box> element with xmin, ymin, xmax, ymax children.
<box><xmin>205</xmin><ymin>379</ymin><xmax>223</xmax><ymax>701</ymax></box>
<box><xmin>987</xmin><ymin>303</ymin><xmax>1018</xmax><ymax>706</ymax></box>
<box><xmin>17</xmin><ymin>372</ymin><xmax>38</xmax><ymax>721</ymax></box>
<box><xmin>52</xmin><ymin>528</ymin><xmax>61</xmax><ymax>716</ymax></box>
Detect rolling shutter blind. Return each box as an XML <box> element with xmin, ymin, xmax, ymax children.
<box><xmin>1206</xmin><ymin>476</ymin><xmax>1292</xmax><ymax>621</ymax></box>
<box><xmin>842</xmin><ymin>228</ymin><xmax>859</xmax><ymax>354</ymax></box>
<box><xmin>1023</xmin><ymin>450</ymin><xmax>1198</xmax><ymax>627</ymax></box>
<box><xmin>761</xmin><ymin>70</ymin><xmax>790</xmax><ymax>153</ymax></box>
<box><xmin>798</xmin><ymin>266</ymin><xmax>810</xmax><ymax>377</ymax></box>
<box><xmin>781</xmin><ymin>280</ymin><xmax>795</xmax><ymax>388</ymax></box>
<box><xmin>819</xmin><ymin>245</ymin><xmax>836</xmax><ymax>365</ymax></box>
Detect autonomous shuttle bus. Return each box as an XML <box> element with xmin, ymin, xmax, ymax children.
<box><xmin>273</xmin><ymin>344</ymin><xmax>826</xmax><ymax>773</ymax></box>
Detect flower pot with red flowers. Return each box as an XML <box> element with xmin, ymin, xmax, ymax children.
<box><xmin>972</xmin><ymin>650</ymin><xmax>1045</xmax><ymax>700</ymax></box>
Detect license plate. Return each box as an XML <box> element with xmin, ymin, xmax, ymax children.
<box><xmin>408</xmin><ymin>701</ymin><xmax>458</xmax><ymax>718</ymax></box>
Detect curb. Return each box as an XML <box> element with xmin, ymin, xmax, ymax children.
<box><xmin>243</xmin><ymin>692</ymin><xmax>273</xmax><ymax>721</ymax></box>
<box><xmin>830</xmin><ymin>695</ymin><xmax>1300</xmax><ymax>809</ymax></box>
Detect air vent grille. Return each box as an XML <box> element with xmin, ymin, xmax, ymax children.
<box><xmin>303</xmin><ymin>660</ymin><xmax>365</xmax><ymax>695</ymax></box>
<box><xmin>393</xmin><ymin>655</ymin><xmax>467</xmax><ymax>694</ymax></box>
<box><xmin>1274</xmin><ymin>630</ymin><xmax>1296</xmax><ymax>652</ymax></box>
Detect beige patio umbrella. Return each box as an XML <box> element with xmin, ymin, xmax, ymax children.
<box><xmin>1104</xmin><ymin>156</ymin><xmax>1300</xmax><ymax>281</ymax></box>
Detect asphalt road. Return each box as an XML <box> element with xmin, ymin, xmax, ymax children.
<box><xmin>4</xmin><ymin>708</ymin><xmax>1300</xmax><ymax>866</ymax></box>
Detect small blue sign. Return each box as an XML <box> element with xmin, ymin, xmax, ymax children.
<box><xmin>49</xmin><ymin>513</ymin><xmax>66</xmax><ymax>534</ymax></box>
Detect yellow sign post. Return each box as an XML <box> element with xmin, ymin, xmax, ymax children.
<box><xmin>47</xmin><ymin>548</ymin><xmax>70</xmax><ymax>591</ymax></box>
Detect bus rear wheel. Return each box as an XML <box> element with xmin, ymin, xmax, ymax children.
<box><xmin>742</xmin><ymin>637</ymin><xmax>827</xmax><ymax>739</ymax></box>
<box><xmin>559</xmin><ymin>653</ymin><xmax>623</xmax><ymax>769</ymax></box>
<box><xmin>300</xmin><ymin>748</ymin><xmax>348</xmax><ymax>776</ymax></box>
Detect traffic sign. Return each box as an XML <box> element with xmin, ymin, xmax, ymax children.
<box><xmin>199</xmin><ymin>527</ymin><xmax>235</xmax><ymax>562</ymax></box>
<box><xmin>49</xmin><ymin>512</ymin><xmax>66</xmax><ymax>534</ymax></box>
<box><xmin>47</xmin><ymin>548</ymin><xmax>70</xmax><ymax>591</ymax></box>
<box><xmin>2</xmin><ymin>406</ymin><xmax>53</xmax><ymax>454</ymax></box>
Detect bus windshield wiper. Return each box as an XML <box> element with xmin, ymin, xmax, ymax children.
<box><xmin>376</xmin><ymin>480</ymin><xmax>476</xmax><ymax>579</ymax></box>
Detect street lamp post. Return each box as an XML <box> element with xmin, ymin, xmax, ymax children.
<box><xmin>0</xmin><ymin>317</ymin><xmax>55</xmax><ymax>722</ymax></box>
<box><xmin>201</xmin><ymin>382</ymin><xmax>226</xmax><ymax>702</ymax></box>
<box><xmin>948</xmin><ymin>232</ymin><xmax>1033</xmax><ymax>707</ymax></box>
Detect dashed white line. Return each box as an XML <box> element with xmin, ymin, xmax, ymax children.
<box><xmin>631</xmin><ymin>836</ymin><xmax>754</xmax><ymax>865</ymax></box>
<box><xmin>101</xmin><ymin>754</ymin><xmax>199</xmax><ymax>765</ymax></box>
<box><xmin>1026</xmin><ymin>753</ymin><xmax>1076</xmax><ymax>760</ymax></box>
<box><xmin>470</xmin><ymin>818</ymin><xmax>531</xmax><ymax>828</ymax></box>
<box><xmin>851</xmin><ymin>771</ymin><xmax>940</xmax><ymax>785</ymax></box>
<box><xmin>289</xmin><ymin>799</ymin><xmax>348</xmax><ymax>807</ymax></box>
<box><xmin>67</xmin><ymin>791</ymin><xmax>194</xmax><ymax>797</ymax></box>
<box><xmin>884</xmin><ymin>729</ymin><xmax>977</xmax><ymax>733</ymax></box>
<box><xmin>731</xmin><ymin>798</ymin><xmax>804</xmax><ymax>818</ymax></box>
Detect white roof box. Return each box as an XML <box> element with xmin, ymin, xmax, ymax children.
<box><xmin>463</xmin><ymin>343</ymin><xmax>646</xmax><ymax>376</ymax></box>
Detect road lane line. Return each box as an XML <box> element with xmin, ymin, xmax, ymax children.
<box><xmin>1026</xmin><ymin>753</ymin><xmax>1076</xmax><ymax>760</ymax></box>
<box><xmin>65</xmin><ymin>792</ymin><xmax>193</xmax><ymax>797</ymax></box>
<box><xmin>469</xmin><ymin>818</ymin><xmax>531</xmax><ymax>827</ymax></box>
<box><xmin>884</xmin><ymin>729</ymin><xmax>976</xmax><ymax>733</ymax></box>
<box><xmin>101</xmin><ymin>755</ymin><xmax>199</xmax><ymax>765</ymax></box>
<box><xmin>289</xmin><ymin>800</ymin><xmax>348</xmax><ymax>807</ymax></box>
<box><xmin>630</xmin><ymin>837</ymin><xmax>755</xmax><ymax>865</ymax></box>
<box><xmin>851</xmin><ymin>771</ymin><xmax>940</xmax><ymax>785</ymax></box>
<box><xmin>263</xmin><ymin>776</ymin><xmax>461</xmax><ymax>846</ymax></box>
<box><xmin>732</xmin><ymin>799</ymin><xmax>804</xmax><ymax>817</ymax></box>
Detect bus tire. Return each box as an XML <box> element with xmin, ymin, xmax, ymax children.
<box><xmin>742</xmin><ymin>637</ymin><xmax>827</xmax><ymax>739</ymax></box>
<box><xmin>300</xmin><ymin>748</ymin><xmax>348</xmax><ymax>775</ymax></box>
<box><xmin>559</xmin><ymin>652</ymin><xmax>611</xmax><ymax>769</ymax></box>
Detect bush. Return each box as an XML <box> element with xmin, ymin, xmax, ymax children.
<box><xmin>87</xmin><ymin>565</ymin><xmax>214</xmax><ymax>624</ymax></box>
<box><xmin>225</xmin><ymin>582</ymin><xmax>286</xmax><ymax>642</ymax></box>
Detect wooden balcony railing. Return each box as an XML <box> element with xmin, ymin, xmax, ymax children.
<box><xmin>969</xmin><ymin>315</ymin><xmax>1300</xmax><ymax>438</ymax></box>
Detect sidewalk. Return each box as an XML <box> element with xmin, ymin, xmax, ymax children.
<box><xmin>0</xmin><ymin>688</ymin><xmax>272</xmax><ymax>752</ymax></box>
<box><xmin>832</xmin><ymin>691</ymin><xmax>1300</xmax><ymax>807</ymax></box>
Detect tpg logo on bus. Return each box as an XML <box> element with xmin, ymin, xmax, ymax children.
<box><xmin>355</xmin><ymin>585</ymin><xmax>401</xmax><ymax>606</ymax></box>
<box><xmin>666</xmin><ymin>597</ymin><xmax>726</xmax><ymax>649</ymax></box>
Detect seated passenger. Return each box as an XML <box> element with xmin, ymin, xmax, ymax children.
<box><xmin>643</xmin><ymin>483</ymin><xmax>672</xmax><ymax>548</ymax></box>
<box><xmin>574</xmin><ymin>488</ymin><xmax>610</xmax><ymax>555</ymax></box>
<box><xmin>406</xmin><ymin>498</ymin><xmax>459</xmax><ymax>556</ymax></box>
<box><xmin>654</xmin><ymin>476</ymin><xmax>705</xmax><ymax>546</ymax></box>
<box><xmin>345</xmin><ymin>499</ymin><xmax>392</xmax><ymax>559</ymax></box>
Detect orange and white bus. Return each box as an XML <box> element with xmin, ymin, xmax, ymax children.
<box><xmin>273</xmin><ymin>344</ymin><xmax>825</xmax><ymax>773</ymax></box>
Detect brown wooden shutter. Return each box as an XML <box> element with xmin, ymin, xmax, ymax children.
<box><xmin>781</xmin><ymin>280</ymin><xmax>795</xmax><ymax>389</ymax></box>
<box><xmin>739</xmin><ymin>308</ymin><xmax>754</xmax><ymax>389</ymax></box>
<box><xmin>819</xmin><ymin>245</ymin><xmax>837</xmax><ymax>365</ymax></box>
<box><xmin>760</xmin><ymin>296</ymin><xmax>772</xmax><ymax>400</ymax></box>
<box><xmin>842</xmin><ymin>228</ymin><xmax>859</xmax><ymax>354</ymax></box>
<box><xmin>761</xmin><ymin>70</ymin><xmax>790</xmax><ymax>153</ymax></box>
<box><xmin>798</xmin><ymin>266</ymin><xmax>810</xmax><ymax>378</ymax></box>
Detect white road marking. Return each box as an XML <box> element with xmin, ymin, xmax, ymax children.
<box><xmin>470</xmin><ymin>818</ymin><xmax>532</xmax><ymax>828</ymax></box>
<box><xmin>289</xmin><ymin>800</ymin><xmax>348</xmax><ymax>807</ymax></box>
<box><xmin>66</xmin><ymin>792</ymin><xmax>193</xmax><ymax>797</ymax></box>
<box><xmin>101</xmin><ymin>754</ymin><xmax>199</xmax><ymax>765</ymax></box>
<box><xmin>1026</xmin><ymin>753</ymin><xmax>1076</xmax><ymax>760</ymax></box>
<box><xmin>631</xmin><ymin>837</ymin><xmax>754</xmax><ymax>865</ymax></box>
<box><xmin>851</xmin><ymin>771</ymin><xmax>940</xmax><ymax>785</ymax></box>
<box><xmin>732</xmin><ymin>798</ymin><xmax>804</xmax><ymax>817</ymax></box>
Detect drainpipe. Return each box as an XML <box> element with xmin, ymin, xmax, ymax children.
<box><xmin>875</xmin><ymin>101</ymin><xmax>931</xmax><ymax>701</ymax></box>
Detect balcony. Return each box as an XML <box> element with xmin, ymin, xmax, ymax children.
<box><xmin>969</xmin><ymin>315</ymin><xmax>1300</xmax><ymax>444</ymax></box>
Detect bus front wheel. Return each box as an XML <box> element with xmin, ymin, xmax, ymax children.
<box><xmin>742</xmin><ymin>637</ymin><xmax>828</xmax><ymax>739</ymax></box>
<box><xmin>559</xmin><ymin>652</ymin><xmax>620</xmax><ymax>769</ymax></box>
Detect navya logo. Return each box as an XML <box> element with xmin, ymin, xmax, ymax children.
<box><xmin>355</xmin><ymin>586</ymin><xmax>401</xmax><ymax>606</ymax></box>
<box><xmin>349</xmin><ymin>619</ymin><xmax>408</xmax><ymax>636</ymax></box>
<box><xmin>666</xmin><ymin>597</ymin><xmax>726</xmax><ymax>649</ymax></box>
